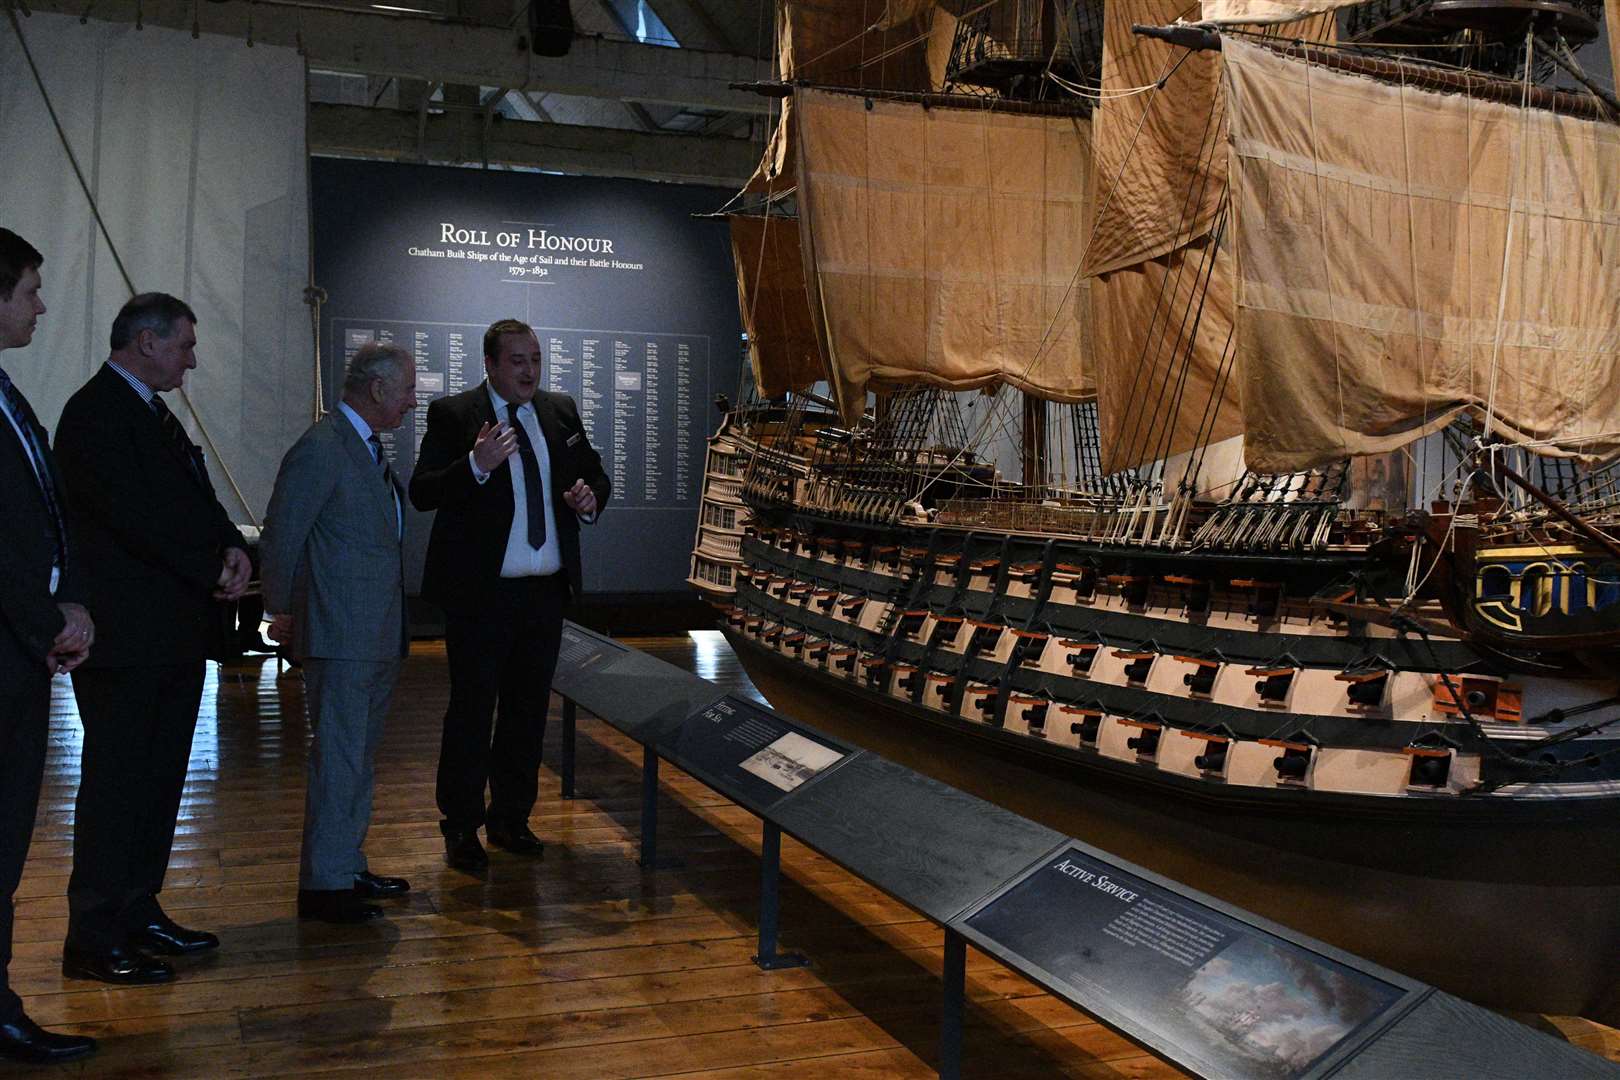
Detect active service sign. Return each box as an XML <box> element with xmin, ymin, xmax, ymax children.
<box><xmin>961</xmin><ymin>847</ymin><xmax>1410</xmax><ymax>1079</ymax></box>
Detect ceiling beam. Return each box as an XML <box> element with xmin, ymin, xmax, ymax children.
<box><xmin>644</xmin><ymin>0</ymin><xmax>746</xmax><ymax>53</ymax></box>
<box><xmin>309</xmin><ymin>100</ymin><xmax>755</xmax><ymax>186</ymax></box>
<box><xmin>16</xmin><ymin>0</ymin><xmax>773</xmax><ymax>113</ymax></box>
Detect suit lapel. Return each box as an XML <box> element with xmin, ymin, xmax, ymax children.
<box><xmin>0</xmin><ymin>403</ymin><xmax>49</xmax><ymax>516</ymax></box>
<box><xmin>532</xmin><ymin>394</ymin><xmax>566</xmax><ymax>486</ymax></box>
<box><xmin>333</xmin><ymin>413</ymin><xmax>398</xmax><ymax>537</ymax></box>
<box><xmin>100</xmin><ymin>366</ymin><xmax>198</xmax><ymax>491</ymax></box>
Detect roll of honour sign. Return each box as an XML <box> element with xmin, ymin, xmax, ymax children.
<box><xmin>405</xmin><ymin>224</ymin><xmax>646</xmax><ymax>276</ymax></box>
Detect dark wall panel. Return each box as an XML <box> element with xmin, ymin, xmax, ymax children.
<box><xmin>311</xmin><ymin>158</ymin><xmax>742</xmax><ymax>595</ymax></box>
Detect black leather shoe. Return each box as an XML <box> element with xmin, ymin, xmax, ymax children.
<box><xmin>443</xmin><ymin>828</ymin><xmax>489</xmax><ymax>872</ymax></box>
<box><xmin>130</xmin><ymin>913</ymin><xmax>220</xmax><ymax>955</ymax></box>
<box><xmin>0</xmin><ymin>1013</ymin><xmax>97</xmax><ymax>1064</ymax></box>
<box><xmin>354</xmin><ymin>871</ymin><xmax>410</xmax><ymax>898</ymax></box>
<box><xmin>62</xmin><ymin>942</ymin><xmax>174</xmax><ymax>985</ymax></box>
<box><xmin>486</xmin><ymin>821</ymin><xmax>545</xmax><ymax>857</ymax></box>
<box><xmin>297</xmin><ymin>889</ymin><xmax>384</xmax><ymax>924</ymax></box>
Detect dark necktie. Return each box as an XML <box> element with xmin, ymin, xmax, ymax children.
<box><xmin>149</xmin><ymin>395</ymin><xmax>206</xmax><ymax>487</ymax></box>
<box><xmin>507</xmin><ymin>402</ymin><xmax>546</xmax><ymax>549</ymax></box>
<box><xmin>366</xmin><ymin>432</ymin><xmax>394</xmax><ymax>488</ymax></box>
<box><xmin>367</xmin><ymin>433</ymin><xmax>401</xmax><ymax>537</ymax></box>
<box><xmin>0</xmin><ymin>366</ymin><xmax>68</xmax><ymax>570</ymax></box>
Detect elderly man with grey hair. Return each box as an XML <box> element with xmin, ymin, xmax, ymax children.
<box><xmin>260</xmin><ymin>341</ymin><xmax>417</xmax><ymax>923</ymax></box>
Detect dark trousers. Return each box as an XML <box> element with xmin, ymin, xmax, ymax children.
<box><xmin>66</xmin><ymin>662</ymin><xmax>205</xmax><ymax>949</ymax></box>
<box><xmin>438</xmin><ymin>574</ymin><xmax>566</xmax><ymax>832</ymax></box>
<box><xmin>0</xmin><ymin>676</ymin><xmax>49</xmax><ymax>1023</ymax></box>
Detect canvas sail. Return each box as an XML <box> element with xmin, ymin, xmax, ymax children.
<box><xmin>1224</xmin><ymin>38</ymin><xmax>1620</xmax><ymax>473</ymax></box>
<box><xmin>1086</xmin><ymin>0</ymin><xmax>1228</xmax><ymax>276</ymax></box>
<box><xmin>776</xmin><ymin>0</ymin><xmax>935</xmax><ymax>90</ymax></box>
<box><xmin>730</xmin><ymin>214</ymin><xmax>826</xmax><ymax>398</ymax></box>
<box><xmin>1200</xmin><ymin>0</ymin><xmax>1357</xmax><ymax>24</ymax></box>
<box><xmin>794</xmin><ymin>87</ymin><xmax>1094</xmax><ymax>424</ymax></box>
<box><xmin>1083</xmin><ymin>2</ymin><xmax>1332</xmax><ymax>473</ymax></box>
<box><xmin>1090</xmin><ymin>235</ymin><xmax>1240</xmax><ymax>475</ymax></box>
<box><xmin>747</xmin><ymin>0</ymin><xmax>967</xmax><ymax>194</ymax></box>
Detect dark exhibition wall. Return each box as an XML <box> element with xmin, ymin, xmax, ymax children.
<box><xmin>311</xmin><ymin>157</ymin><xmax>744</xmax><ymax>596</ymax></box>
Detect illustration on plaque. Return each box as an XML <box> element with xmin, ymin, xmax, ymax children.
<box><xmin>1174</xmin><ymin>937</ymin><xmax>1394</xmax><ymax>1079</ymax></box>
<box><xmin>740</xmin><ymin>731</ymin><xmax>844</xmax><ymax>793</ymax></box>
<box><xmin>963</xmin><ymin>849</ymin><xmax>1405</xmax><ymax>1079</ymax></box>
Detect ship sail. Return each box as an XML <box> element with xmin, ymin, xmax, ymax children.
<box><xmin>774</xmin><ymin>0</ymin><xmax>938</xmax><ymax>90</ymax></box>
<box><xmin>1083</xmin><ymin>0</ymin><xmax>1333</xmax><ymax>475</ymax></box>
<box><xmin>1223</xmin><ymin>36</ymin><xmax>1620</xmax><ymax>473</ymax></box>
<box><xmin>1086</xmin><ymin>0</ymin><xmax>1229</xmax><ymax>276</ymax></box>
<box><xmin>730</xmin><ymin>213</ymin><xmax>826</xmax><ymax>398</ymax></box>
<box><xmin>1199</xmin><ymin>0</ymin><xmax>1359</xmax><ymax>24</ymax></box>
<box><xmin>793</xmin><ymin>86</ymin><xmax>1095</xmax><ymax>423</ymax></box>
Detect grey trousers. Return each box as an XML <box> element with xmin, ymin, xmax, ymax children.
<box><xmin>299</xmin><ymin>657</ymin><xmax>401</xmax><ymax>891</ymax></box>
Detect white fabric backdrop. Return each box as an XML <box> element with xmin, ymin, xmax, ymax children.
<box><xmin>0</xmin><ymin>12</ymin><xmax>312</xmax><ymax>524</ymax></box>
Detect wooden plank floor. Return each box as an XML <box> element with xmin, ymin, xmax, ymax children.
<box><xmin>10</xmin><ymin>633</ymin><xmax>1185</xmax><ymax>1078</ymax></box>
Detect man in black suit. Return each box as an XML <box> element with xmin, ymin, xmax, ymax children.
<box><xmin>409</xmin><ymin>318</ymin><xmax>609</xmax><ymax>872</ymax></box>
<box><xmin>54</xmin><ymin>293</ymin><xmax>251</xmax><ymax>985</ymax></box>
<box><xmin>0</xmin><ymin>229</ymin><xmax>97</xmax><ymax>1063</ymax></box>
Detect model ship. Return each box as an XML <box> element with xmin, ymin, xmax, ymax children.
<box><xmin>690</xmin><ymin>0</ymin><xmax>1620</xmax><ymax>863</ymax></box>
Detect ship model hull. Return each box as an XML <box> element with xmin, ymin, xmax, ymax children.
<box><xmin>694</xmin><ymin>414</ymin><xmax>1620</xmax><ymax>854</ymax></box>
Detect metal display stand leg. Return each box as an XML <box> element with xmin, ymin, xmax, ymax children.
<box><xmin>560</xmin><ymin>698</ymin><xmax>579</xmax><ymax>799</ymax></box>
<box><xmin>940</xmin><ymin>929</ymin><xmax>965</xmax><ymax>1080</ymax></box>
<box><xmin>637</xmin><ymin>746</ymin><xmax>683</xmax><ymax>869</ymax></box>
<box><xmin>753</xmin><ymin>822</ymin><xmax>809</xmax><ymax>971</ymax></box>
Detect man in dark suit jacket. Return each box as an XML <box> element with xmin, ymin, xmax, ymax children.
<box><xmin>53</xmin><ymin>293</ymin><xmax>251</xmax><ymax>986</ymax></box>
<box><xmin>409</xmin><ymin>318</ymin><xmax>610</xmax><ymax>872</ymax></box>
<box><xmin>0</xmin><ymin>229</ymin><xmax>97</xmax><ymax>1063</ymax></box>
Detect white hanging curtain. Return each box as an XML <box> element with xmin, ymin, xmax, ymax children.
<box><xmin>0</xmin><ymin>12</ymin><xmax>312</xmax><ymax>523</ymax></box>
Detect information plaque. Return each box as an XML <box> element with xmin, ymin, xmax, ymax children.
<box><xmin>660</xmin><ymin>695</ymin><xmax>856</xmax><ymax>814</ymax></box>
<box><xmin>960</xmin><ymin>847</ymin><xmax>1415</xmax><ymax>1080</ymax></box>
<box><xmin>551</xmin><ymin>624</ymin><xmax>630</xmax><ymax>696</ymax></box>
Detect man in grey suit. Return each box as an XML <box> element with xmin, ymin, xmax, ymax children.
<box><xmin>260</xmin><ymin>342</ymin><xmax>417</xmax><ymax>923</ymax></box>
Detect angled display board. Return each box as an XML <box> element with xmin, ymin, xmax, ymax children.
<box><xmin>551</xmin><ymin>623</ymin><xmax>629</xmax><ymax>696</ymax></box>
<box><xmin>958</xmin><ymin>844</ymin><xmax>1423</xmax><ymax>1080</ymax></box>
<box><xmin>657</xmin><ymin>695</ymin><xmax>857</xmax><ymax>815</ymax></box>
<box><xmin>311</xmin><ymin>158</ymin><xmax>744</xmax><ymax>595</ymax></box>
<box><xmin>772</xmin><ymin>755</ymin><xmax>1068</xmax><ymax>925</ymax></box>
<box><xmin>549</xmin><ymin>623</ymin><xmax>722</xmax><ymax>743</ymax></box>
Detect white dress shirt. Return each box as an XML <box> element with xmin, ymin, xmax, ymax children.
<box><xmin>471</xmin><ymin>383</ymin><xmax>562</xmax><ymax>578</ymax></box>
<box><xmin>107</xmin><ymin>358</ymin><xmax>157</xmax><ymax>404</ymax></box>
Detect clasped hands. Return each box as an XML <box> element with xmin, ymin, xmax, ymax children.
<box><xmin>214</xmin><ymin>546</ymin><xmax>252</xmax><ymax>602</ymax></box>
<box><xmin>47</xmin><ymin>602</ymin><xmax>94</xmax><ymax>676</ymax></box>
<box><xmin>473</xmin><ymin>421</ymin><xmax>596</xmax><ymax>517</ymax></box>
<box><xmin>44</xmin><ymin>546</ymin><xmax>251</xmax><ymax>676</ymax></box>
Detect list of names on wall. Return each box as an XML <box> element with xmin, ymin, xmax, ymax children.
<box><xmin>333</xmin><ymin>318</ymin><xmax>709</xmax><ymax>508</ymax></box>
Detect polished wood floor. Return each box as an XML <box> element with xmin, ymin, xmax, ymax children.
<box><xmin>10</xmin><ymin>633</ymin><xmax>1189</xmax><ymax>1078</ymax></box>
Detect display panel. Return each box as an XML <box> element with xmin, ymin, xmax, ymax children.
<box><xmin>659</xmin><ymin>695</ymin><xmax>855</xmax><ymax>813</ymax></box>
<box><xmin>962</xmin><ymin>847</ymin><xmax>1409</xmax><ymax>1080</ymax></box>
<box><xmin>551</xmin><ymin>623</ymin><xmax>630</xmax><ymax>695</ymax></box>
<box><xmin>311</xmin><ymin>158</ymin><xmax>743</xmax><ymax>594</ymax></box>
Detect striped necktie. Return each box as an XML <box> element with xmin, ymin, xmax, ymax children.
<box><xmin>149</xmin><ymin>395</ymin><xmax>207</xmax><ymax>487</ymax></box>
<box><xmin>0</xmin><ymin>366</ymin><xmax>68</xmax><ymax>570</ymax></box>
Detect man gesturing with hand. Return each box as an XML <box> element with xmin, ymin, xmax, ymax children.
<box><xmin>409</xmin><ymin>319</ymin><xmax>609</xmax><ymax>873</ymax></box>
